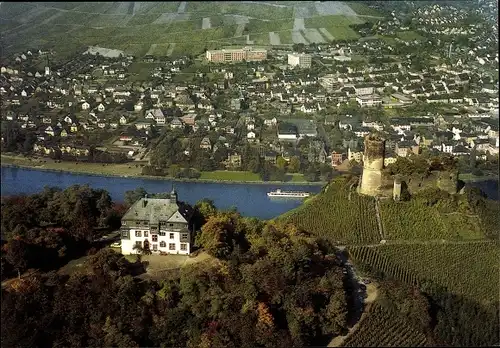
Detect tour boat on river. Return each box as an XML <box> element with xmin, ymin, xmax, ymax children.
<box><xmin>267</xmin><ymin>189</ymin><xmax>310</xmax><ymax>198</ymax></box>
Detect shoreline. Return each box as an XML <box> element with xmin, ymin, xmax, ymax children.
<box><xmin>459</xmin><ymin>174</ymin><xmax>500</xmax><ymax>183</ymax></box>
<box><xmin>0</xmin><ymin>162</ymin><xmax>326</xmax><ymax>186</ymax></box>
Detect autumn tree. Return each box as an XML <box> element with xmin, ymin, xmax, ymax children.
<box><xmin>196</xmin><ymin>215</ymin><xmax>235</xmax><ymax>258</ymax></box>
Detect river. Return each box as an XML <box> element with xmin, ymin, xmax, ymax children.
<box><xmin>0</xmin><ymin>167</ymin><xmax>323</xmax><ymax>220</ymax></box>
<box><xmin>1</xmin><ymin>167</ymin><xmax>498</xmax><ymax>219</ymax></box>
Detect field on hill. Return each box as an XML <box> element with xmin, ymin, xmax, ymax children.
<box><xmin>348</xmin><ymin>241</ymin><xmax>500</xmax><ymax>304</ymax></box>
<box><xmin>281</xmin><ymin>176</ymin><xmax>381</xmax><ymax>245</ymax></box>
<box><xmin>0</xmin><ymin>1</ymin><xmax>383</xmax><ymax>58</ymax></box>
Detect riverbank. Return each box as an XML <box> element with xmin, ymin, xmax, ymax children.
<box><xmin>0</xmin><ymin>154</ymin><xmax>324</xmax><ymax>186</ymax></box>
<box><xmin>458</xmin><ymin>172</ymin><xmax>499</xmax><ymax>183</ymax></box>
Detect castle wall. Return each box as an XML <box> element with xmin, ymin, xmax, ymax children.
<box><xmin>437</xmin><ymin>170</ymin><xmax>459</xmax><ymax>194</ymax></box>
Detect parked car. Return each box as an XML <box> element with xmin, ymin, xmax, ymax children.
<box><xmin>111</xmin><ymin>241</ymin><xmax>121</xmax><ymax>248</ymax></box>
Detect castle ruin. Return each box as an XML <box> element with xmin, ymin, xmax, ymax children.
<box><xmin>357</xmin><ymin>133</ymin><xmax>462</xmax><ymax>198</ymax></box>
<box><xmin>358</xmin><ymin>135</ymin><xmax>386</xmax><ymax>196</ymax></box>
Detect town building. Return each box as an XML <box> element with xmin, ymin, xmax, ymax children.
<box><xmin>206</xmin><ymin>47</ymin><xmax>268</xmax><ymax>63</ymax></box>
<box><xmin>120</xmin><ymin>190</ymin><xmax>195</xmax><ymax>255</ymax></box>
<box><xmin>331</xmin><ymin>151</ymin><xmax>344</xmax><ymax>166</ymax></box>
<box><xmin>287</xmin><ymin>53</ymin><xmax>312</xmax><ymax>68</ymax></box>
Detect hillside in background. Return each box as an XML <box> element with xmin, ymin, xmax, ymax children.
<box><xmin>0</xmin><ymin>1</ymin><xmax>384</xmax><ymax>58</ymax></box>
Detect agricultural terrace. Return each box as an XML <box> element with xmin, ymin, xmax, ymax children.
<box><xmin>1</xmin><ymin>1</ymin><xmax>382</xmax><ymax>57</ymax></box>
<box><xmin>346</xmin><ymin>2</ymin><xmax>384</xmax><ymax>17</ymax></box>
<box><xmin>341</xmin><ymin>302</ymin><xmax>427</xmax><ymax>347</ymax></box>
<box><xmin>303</xmin><ymin>15</ymin><xmax>363</xmax><ymax>41</ymax></box>
<box><xmin>379</xmin><ymin>200</ymin><xmax>485</xmax><ymax>241</ymax></box>
<box><xmin>348</xmin><ymin>242</ymin><xmax>500</xmax><ymax>304</ymax></box>
<box><xmin>281</xmin><ymin>176</ymin><xmax>380</xmax><ymax>245</ymax></box>
<box><xmin>185</xmin><ymin>2</ymin><xmax>294</xmax><ymax>21</ymax></box>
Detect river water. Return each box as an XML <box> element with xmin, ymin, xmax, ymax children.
<box><xmin>1</xmin><ymin>167</ymin><xmax>497</xmax><ymax>219</ymax></box>
<box><xmin>0</xmin><ymin>167</ymin><xmax>323</xmax><ymax>220</ymax></box>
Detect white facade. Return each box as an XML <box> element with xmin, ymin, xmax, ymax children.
<box><xmin>288</xmin><ymin>53</ymin><xmax>312</xmax><ymax>68</ymax></box>
<box><xmin>356</xmin><ymin>95</ymin><xmax>382</xmax><ymax>107</ymax></box>
<box><xmin>120</xmin><ymin>195</ymin><xmax>193</xmax><ymax>255</ymax></box>
<box><xmin>121</xmin><ymin>228</ymin><xmax>191</xmax><ymax>255</ymax></box>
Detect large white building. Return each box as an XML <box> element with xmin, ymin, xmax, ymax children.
<box><xmin>120</xmin><ymin>190</ymin><xmax>195</xmax><ymax>255</ymax></box>
<box><xmin>206</xmin><ymin>47</ymin><xmax>267</xmax><ymax>63</ymax></box>
<box><xmin>287</xmin><ymin>53</ymin><xmax>312</xmax><ymax>68</ymax></box>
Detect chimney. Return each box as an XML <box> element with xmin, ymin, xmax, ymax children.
<box><xmin>143</xmin><ymin>194</ymin><xmax>148</xmax><ymax>208</ymax></box>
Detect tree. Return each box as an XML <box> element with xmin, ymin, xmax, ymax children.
<box><xmin>168</xmin><ymin>164</ymin><xmax>182</xmax><ymax>178</ymax></box>
<box><xmin>276</xmin><ymin>156</ymin><xmax>287</xmax><ymax>171</ymax></box>
<box><xmin>288</xmin><ymin>156</ymin><xmax>301</xmax><ymax>173</ymax></box>
<box><xmin>195</xmin><ymin>199</ymin><xmax>218</xmax><ymax>222</ymax></box>
<box><xmin>124</xmin><ymin>187</ymin><xmax>148</xmax><ymax>207</ymax></box>
<box><xmin>5</xmin><ymin>238</ymin><xmax>29</xmax><ymax>278</ymax></box>
<box><xmin>196</xmin><ymin>215</ymin><xmax>235</xmax><ymax>259</ymax></box>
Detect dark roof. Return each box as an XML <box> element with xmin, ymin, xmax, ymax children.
<box><xmin>277</xmin><ymin>122</ymin><xmax>297</xmax><ymax>134</ymax></box>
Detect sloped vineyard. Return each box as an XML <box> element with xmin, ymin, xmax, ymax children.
<box><xmin>282</xmin><ymin>177</ymin><xmax>380</xmax><ymax>245</ymax></box>
<box><xmin>379</xmin><ymin>200</ymin><xmax>483</xmax><ymax>241</ymax></box>
<box><xmin>348</xmin><ymin>242</ymin><xmax>500</xmax><ymax>303</ymax></box>
<box><xmin>342</xmin><ymin>302</ymin><xmax>428</xmax><ymax>347</ymax></box>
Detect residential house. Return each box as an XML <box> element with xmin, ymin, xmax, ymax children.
<box><xmin>120</xmin><ymin>191</ymin><xmax>195</xmax><ymax>255</ymax></box>
<box><xmin>264</xmin><ymin>151</ymin><xmax>278</xmax><ymax>164</ymax></box>
<box><xmin>347</xmin><ymin>147</ymin><xmax>363</xmax><ymax>162</ymax></box>
<box><xmin>263</xmin><ymin>116</ymin><xmax>278</xmax><ymax>126</ymax></box>
<box><xmin>170</xmin><ymin>117</ymin><xmax>184</xmax><ymax>129</ymax></box>
<box><xmin>441</xmin><ymin>142</ymin><xmax>454</xmax><ymax>153</ymax></box>
<box><xmin>200</xmin><ymin>137</ymin><xmax>212</xmax><ymax>150</ymax></box>
<box><xmin>135</xmin><ymin>121</ymin><xmax>152</xmax><ymax>130</ymax></box>
<box><xmin>225</xmin><ymin>153</ymin><xmax>242</xmax><ymax>168</ymax></box>
<box><xmin>395</xmin><ymin>141</ymin><xmax>416</xmax><ymax>157</ymax></box>
<box><xmin>331</xmin><ymin>151</ymin><xmax>344</xmax><ymax>167</ymax></box>
<box><xmin>45</xmin><ymin>126</ymin><xmax>55</xmax><ymax>136</ymax></box>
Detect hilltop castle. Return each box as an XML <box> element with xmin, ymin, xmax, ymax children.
<box><xmin>357</xmin><ymin>134</ymin><xmax>463</xmax><ymax>198</ymax></box>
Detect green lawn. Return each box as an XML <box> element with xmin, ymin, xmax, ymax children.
<box><xmin>1</xmin><ymin>154</ymin><xmax>144</xmax><ymax>176</ymax></box>
<box><xmin>458</xmin><ymin>173</ymin><xmax>499</xmax><ymax>182</ymax></box>
<box><xmin>199</xmin><ymin>170</ymin><xmax>261</xmax><ymax>181</ymax></box>
<box><xmin>324</xmin><ymin>26</ymin><xmax>360</xmax><ymax>41</ymax></box>
<box><xmin>396</xmin><ymin>31</ymin><xmax>425</xmax><ymax>42</ymax></box>
<box><xmin>287</xmin><ymin>173</ymin><xmax>306</xmax><ymax>182</ymax></box>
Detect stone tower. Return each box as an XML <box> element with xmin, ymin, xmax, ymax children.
<box><xmin>359</xmin><ymin>134</ymin><xmax>386</xmax><ymax>196</ymax></box>
<box><xmin>393</xmin><ymin>176</ymin><xmax>402</xmax><ymax>201</ymax></box>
